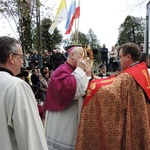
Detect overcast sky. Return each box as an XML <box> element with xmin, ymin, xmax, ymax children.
<box><xmin>0</xmin><ymin>0</ymin><xmax>148</xmax><ymax>50</ymax></box>
<box><xmin>50</xmin><ymin>0</ymin><xmax>148</xmax><ymax>50</ymax></box>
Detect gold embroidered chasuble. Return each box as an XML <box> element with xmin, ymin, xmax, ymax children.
<box><xmin>76</xmin><ymin>63</ymin><xmax>150</xmax><ymax>150</ymax></box>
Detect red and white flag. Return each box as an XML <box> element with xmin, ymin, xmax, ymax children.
<box><xmin>65</xmin><ymin>0</ymin><xmax>80</xmax><ymax>34</ymax></box>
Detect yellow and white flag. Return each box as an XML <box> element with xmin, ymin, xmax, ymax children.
<box><xmin>48</xmin><ymin>0</ymin><xmax>68</xmax><ymax>34</ymax></box>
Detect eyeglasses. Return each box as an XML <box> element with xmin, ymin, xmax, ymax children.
<box><xmin>12</xmin><ymin>53</ymin><xmax>25</xmax><ymax>59</ymax></box>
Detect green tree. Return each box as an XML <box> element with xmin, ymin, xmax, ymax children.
<box><xmin>87</xmin><ymin>28</ymin><xmax>99</xmax><ymax>48</ymax></box>
<box><xmin>63</xmin><ymin>31</ymin><xmax>89</xmax><ymax>50</ymax></box>
<box><xmin>70</xmin><ymin>31</ymin><xmax>89</xmax><ymax>46</ymax></box>
<box><xmin>117</xmin><ymin>15</ymin><xmax>145</xmax><ymax>46</ymax></box>
<box><xmin>0</xmin><ymin>0</ymin><xmax>55</xmax><ymax>53</ymax></box>
<box><xmin>0</xmin><ymin>0</ymin><xmax>32</xmax><ymax>53</ymax></box>
<box><xmin>33</xmin><ymin>18</ymin><xmax>63</xmax><ymax>52</ymax></box>
<box><xmin>18</xmin><ymin>0</ymin><xmax>32</xmax><ymax>52</ymax></box>
<box><xmin>87</xmin><ymin>28</ymin><xmax>101</xmax><ymax>65</ymax></box>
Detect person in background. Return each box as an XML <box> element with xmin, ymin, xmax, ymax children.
<box><xmin>109</xmin><ymin>45</ymin><xmax>118</xmax><ymax>71</ymax></box>
<box><xmin>140</xmin><ymin>52</ymin><xmax>150</xmax><ymax>67</ymax></box>
<box><xmin>26</xmin><ymin>66</ymin><xmax>33</xmax><ymax>85</ymax></box>
<box><xmin>31</xmin><ymin>67</ymin><xmax>41</xmax><ymax>100</ymax></box>
<box><xmin>100</xmin><ymin>44</ymin><xmax>109</xmax><ymax>71</ymax></box>
<box><xmin>76</xmin><ymin>43</ymin><xmax>150</xmax><ymax>150</ymax></box>
<box><xmin>25</xmin><ymin>51</ymin><xmax>31</xmax><ymax>68</ymax></box>
<box><xmin>42</xmin><ymin>71</ymin><xmax>50</xmax><ymax>85</ymax></box>
<box><xmin>140</xmin><ymin>52</ymin><xmax>150</xmax><ymax>74</ymax></box>
<box><xmin>16</xmin><ymin>69</ymin><xmax>29</xmax><ymax>81</ymax></box>
<box><xmin>98</xmin><ymin>63</ymin><xmax>111</xmax><ymax>78</ymax></box>
<box><xmin>62</xmin><ymin>50</ymin><xmax>67</xmax><ymax>60</ymax></box>
<box><xmin>31</xmin><ymin>49</ymin><xmax>39</xmax><ymax>67</ymax></box>
<box><xmin>52</xmin><ymin>48</ymin><xmax>66</xmax><ymax>70</ymax></box>
<box><xmin>44</xmin><ymin>46</ymin><xmax>90</xmax><ymax>150</ymax></box>
<box><xmin>37</xmin><ymin>103</ymin><xmax>45</xmax><ymax>124</ymax></box>
<box><xmin>41</xmin><ymin>66</ymin><xmax>49</xmax><ymax>75</ymax></box>
<box><xmin>39</xmin><ymin>73</ymin><xmax>48</xmax><ymax>104</ymax></box>
<box><xmin>140</xmin><ymin>43</ymin><xmax>144</xmax><ymax>52</ymax></box>
<box><xmin>0</xmin><ymin>36</ymin><xmax>48</xmax><ymax>150</ymax></box>
<box><xmin>43</xmin><ymin>50</ymin><xmax>53</xmax><ymax>70</ymax></box>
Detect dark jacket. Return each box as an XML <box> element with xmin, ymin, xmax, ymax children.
<box><xmin>98</xmin><ymin>73</ymin><xmax>111</xmax><ymax>78</ymax></box>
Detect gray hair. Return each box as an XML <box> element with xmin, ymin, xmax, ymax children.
<box><xmin>0</xmin><ymin>36</ymin><xmax>19</xmax><ymax>64</ymax></box>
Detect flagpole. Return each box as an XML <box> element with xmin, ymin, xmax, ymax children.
<box><xmin>74</xmin><ymin>21</ymin><xmax>76</xmax><ymax>44</ymax></box>
<box><xmin>74</xmin><ymin>1</ymin><xmax>77</xmax><ymax>44</ymax></box>
<box><xmin>76</xmin><ymin>0</ymin><xmax>80</xmax><ymax>44</ymax></box>
<box><xmin>76</xmin><ymin>18</ymin><xmax>79</xmax><ymax>44</ymax></box>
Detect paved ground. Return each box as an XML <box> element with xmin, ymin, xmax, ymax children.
<box><xmin>108</xmin><ymin>71</ymin><xmax>116</xmax><ymax>75</ymax></box>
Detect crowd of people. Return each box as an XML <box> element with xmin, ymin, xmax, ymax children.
<box><xmin>0</xmin><ymin>35</ymin><xmax>150</xmax><ymax>150</ymax></box>
<box><xmin>24</xmin><ymin>48</ymin><xmax>67</xmax><ymax>71</ymax></box>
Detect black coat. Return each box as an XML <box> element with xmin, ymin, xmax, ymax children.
<box><xmin>98</xmin><ymin>73</ymin><xmax>111</xmax><ymax>78</ymax></box>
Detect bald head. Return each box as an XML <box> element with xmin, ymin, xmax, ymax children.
<box><xmin>68</xmin><ymin>46</ymin><xmax>83</xmax><ymax>55</ymax></box>
<box><xmin>67</xmin><ymin>47</ymin><xmax>84</xmax><ymax>66</ymax></box>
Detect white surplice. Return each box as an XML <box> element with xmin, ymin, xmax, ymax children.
<box><xmin>45</xmin><ymin>67</ymin><xmax>89</xmax><ymax>150</ymax></box>
<box><xmin>0</xmin><ymin>71</ymin><xmax>48</xmax><ymax>150</ymax></box>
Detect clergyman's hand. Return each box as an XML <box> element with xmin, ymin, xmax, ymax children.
<box><xmin>77</xmin><ymin>58</ymin><xmax>88</xmax><ymax>71</ymax></box>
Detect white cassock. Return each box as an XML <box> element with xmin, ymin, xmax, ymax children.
<box><xmin>0</xmin><ymin>71</ymin><xmax>48</xmax><ymax>150</ymax></box>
